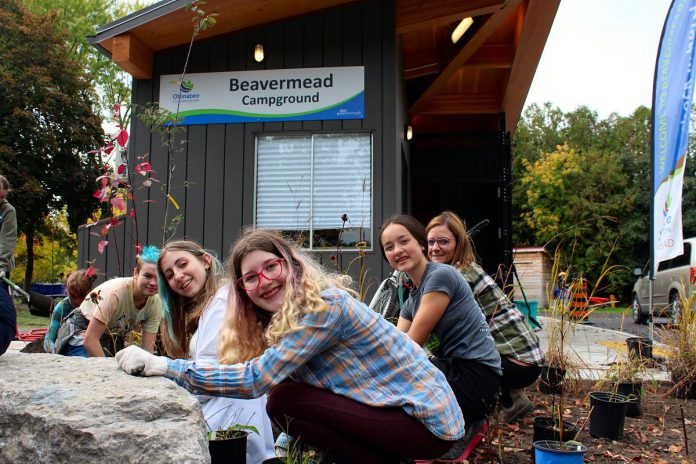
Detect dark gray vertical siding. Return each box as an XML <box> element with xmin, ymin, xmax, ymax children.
<box><xmin>362</xmin><ymin>0</ymin><xmax>387</xmax><ymax>285</ymax></box>
<box><xmin>145</xmin><ymin>52</ymin><xmax>172</xmax><ymax>249</ymax></box>
<box><xmin>84</xmin><ymin>0</ymin><xmax>404</xmax><ymax>295</ymax></box>
<box><xmin>242</xmin><ymin>123</ymin><xmax>261</xmax><ymax>229</ymax></box>
<box><xmin>223</xmin><ymin>35</ymin><xmax>248</xmax><ymax>249</ymax></box>
<box><xmin>341</xmin><ymin>6</ymin><xmax>363</xmax><ymax>132</ymax></box>
<box><xmin>204</xmin><ymin>125</ymin><xmax>226</xmax><ymax>252</ymax></box>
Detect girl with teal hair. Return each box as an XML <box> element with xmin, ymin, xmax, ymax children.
<box><xmin>156</xmin><ymin>240</ymin><xmax>275</xmax><ymax>463</ymax></box>
<box><xmin>56</xmin><ymin>245</ymin><xmax>163</xmax><ymax>357</ymax></box>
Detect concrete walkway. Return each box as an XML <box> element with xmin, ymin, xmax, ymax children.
<box><xmin>536</xmin><ymin>316</ymin><xmax>671</xmax><ymax>382</ymax></box>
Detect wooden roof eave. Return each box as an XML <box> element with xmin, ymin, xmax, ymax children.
<box><xmin>502</xmin><ymin>0</ymin><xmax>560</xmax><ymax>133</ymax></box>
<box><xmin>408</xmin><ymin>0</ymin><xmax>523</xmax><ymax>119</ymax></box>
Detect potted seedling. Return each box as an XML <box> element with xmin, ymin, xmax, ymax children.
<box><xmin>601</xmin><ymin>358</ymin><xmax>645</xmax><ymax>417</ymax></box>
<box><xmin>533</xmin><ymin>264</ymin><xmax>581</xmax><ymax>453</ymax></box>
<box><xmin>208</xmin><ymin>423</ymin><xmax>259</xmax><ymax>464</ymax></box>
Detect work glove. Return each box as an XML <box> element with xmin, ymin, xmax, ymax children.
<box><xmin>116</xmin><ymin>345</ymin><xmax>169</xmax><ymax>377</ymax></box>
<box><xmin>0</xmin><ymin>270</ymin><xmax>5</xmax><ymax>280</ymax></box>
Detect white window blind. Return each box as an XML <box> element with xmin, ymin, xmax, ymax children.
<box><xmin>313</xmin><ymin>133</ymin><xmax>371</xmax><ymax>231</ymax></box>
<box><xmin>255</xmin><ymin>132</ymin><xmax>372</xmax><ymax>249</ymax></box>
<box><xmin>256</xmin><ymin>135</ymin><xmax>311</xmax><ymax>230</ymax></box>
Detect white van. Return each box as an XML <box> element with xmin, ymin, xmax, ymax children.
<box><xmin>632</xmin><ymin>237</ymin><xmax>696</xmax><ymax>324</ymax></box>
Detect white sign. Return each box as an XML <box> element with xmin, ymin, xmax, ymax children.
<box><xmin>159</xmin><ymin>66</ymin><xmax>364</xmax><ymax>125</ymax></box>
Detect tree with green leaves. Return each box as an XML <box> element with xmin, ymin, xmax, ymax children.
<box><xmin>0</xmin><ymin>0</ymin><xmax>104</xmax><ymax>288</ymax></box>
<box><xmin>513</xmin><ymin>103</ymin><xmax>696</xmax><ymax>298</ymax></box>
<box><xmin>20</xmin><ymin>0</ymin><xmax>153</xmax><ymax>117</ymax></box>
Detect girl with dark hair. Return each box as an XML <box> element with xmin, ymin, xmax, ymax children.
<box><xmin>426</xmin><ymin>211</ymin><xmax>543</xmax><ymax>424</ymax></box>
<box><xmin>157</xmin><ymin>240</ymin><xmax>275</xmax><ymax>463</ymax></box>
<box><xmin>117</xmin><ymin>228</ymin><xmax>464</xmax><ymax>464</ymax></box>
<box><xmin>379</xmin><ymin>215</ymin><xmax>501</xmax><ymax>463</ymax></box>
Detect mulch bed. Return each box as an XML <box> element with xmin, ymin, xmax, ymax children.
<box><xmin>469</xmin><ymin>380</ymin><xmax>696</xmax><ymax>463</ymax></box>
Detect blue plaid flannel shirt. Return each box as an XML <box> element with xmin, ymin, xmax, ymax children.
<box><xmin>165</xmin><ymin>287</ymin><xmax>465</xmax><ymax>441</ymax></box>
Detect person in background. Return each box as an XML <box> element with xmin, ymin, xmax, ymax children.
<box><xmin>157</xmin><ymin>240</ymin><xmax>275</xmax><ymax>463</ymax></box>
<box><xmin>0</xmin><ymin>175</ymin><xmax>17</xmax><ymax>284</ymax></box>
<box><xmin>55</xmin><ymin>246</ymin><xmax>162</xmax><ymax>357</ymax></box>
<box><xmin>0</xmin><ymin>280</ymin><xmax>15</xmax><ymax>356</ymax></box>
<box><xmin>116</xmin><ymin>228</ymin><xmax>464</xmax><ymax>464</ymax></box>
<box><xmin>43</xmin><ymin>269</ymin><xmax>97</xmax><ymax>354</ymax></box>
<box><xmin>380</xmin><ymin>215</ymin><xmax>502</xmax><ymax>463</ymax></box>
<box><xmin>426</xmin><ymin>211</ymin><xmax>543</xmax><ymax>423</ymax></box>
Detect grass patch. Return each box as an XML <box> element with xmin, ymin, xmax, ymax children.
<box><xmin>16</xmin><ymin>307</ymin><xmax>49</xmax><ymax>330</ymax></box>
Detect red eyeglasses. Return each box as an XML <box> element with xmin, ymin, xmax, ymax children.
<box><xmin>237</xmin><ymin>258</ymin><xmax>285</xmax><ymax>292</ymax></box>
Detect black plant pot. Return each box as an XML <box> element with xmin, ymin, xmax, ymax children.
<box><xmin>626</xmin><ymin>337</ymin><xmax>652</xmax><ymax>360</ymax></box>
<box><xmin>532</xmin><ymin>416</ymin><xmax>579</xmax><ymax>443</ymax></box>
<box><xmin>262</xmin><ymin>460</ymin><xmax>286</xmax><ymax>464</ymax></box>
<box><xmin>589</xmin><ymin>392</ymin><xmax>629</xmax><ymax>440</ymax></box>
<box><xmin>617</xmin><ymin>381</ymin><xmax>642</xmax><ymax>417</ymax></box>
<box><xmin>209</xmin><ymin>432</ymin><xmax>248</xmax><ymax>464</ymax></box>
<box><xmin>28</xmin><ymin>291</ymin><xmax>54</xmax><ymax>317</ymax></box>
<box><xmin>538</xmin><ymin>365</ymin><xmax>566</xmax><ymax>394</ymax></box>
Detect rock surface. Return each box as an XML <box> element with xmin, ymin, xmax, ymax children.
<box><xmin>0</xmin><ymin>352</ymin><xmax>210</xmax><ymax>463</ymax></box>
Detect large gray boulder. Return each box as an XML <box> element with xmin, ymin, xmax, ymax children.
<box><xmin>0</xmin><ymin>352</ymin><xmax>210</xmax><ymax>463</ymax></box>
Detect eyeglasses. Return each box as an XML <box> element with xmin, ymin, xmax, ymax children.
<box><xmin>237</xmin><ymin>258</ymin><xmax>285</xmax><ymax>292</ymax></box>
<box><xmin>427</xmin><ymin>238</ymin><xmax>451</xmax><ymax>248</ymax></box>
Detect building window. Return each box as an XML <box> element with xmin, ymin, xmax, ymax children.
<box><xmin>255</xmin><ymin>132</ymin><xmax>372</xmax><ymax>250</ymax></box>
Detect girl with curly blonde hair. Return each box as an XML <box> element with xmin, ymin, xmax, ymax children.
<box><xmin>117</xmin><ymin>228</ymin><xmax>465</xmax><ymax>464</ymax></box>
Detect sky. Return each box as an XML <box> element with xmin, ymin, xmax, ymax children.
<box><xmin>524</xmin><ymin>0</ymin><xmax>673</xmax><ymax>118</ymax></box>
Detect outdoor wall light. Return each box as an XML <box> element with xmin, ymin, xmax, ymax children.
<box><xmin>254</xmin><ymin>44</ymin><xmax>265</xmax><ymax>62</ymax></box>
<box><xmin>405</xmin><ymin>124</ymin><xmax>413</xmax><ymax>141</ymax></box>
<box><xmin>451</xmin><ymin>17</ymin><xmax>473</xmax><ymax>44</ymax></box>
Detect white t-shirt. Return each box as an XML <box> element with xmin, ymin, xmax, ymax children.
<box><xmin>189</xmin><ymin>285</ymin><xmax>275</xmax><ymax>463</ymax></box>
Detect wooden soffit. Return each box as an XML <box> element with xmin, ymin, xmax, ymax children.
<box><xmin>403</xmin><ymin>0</ymin><xmax>560</xmax><ymax>133</ymax></box>
<box><xmin>90</xmin><ymin>0</ymin><xmax>359</xmax><ymax>79</ymax></box>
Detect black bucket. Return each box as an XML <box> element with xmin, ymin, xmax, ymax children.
<box><xmin>617</xmin><ymin>381</ymin><xmax>642</xmax><ymax>417</ymax></box>
<box><xmin>532</xmin><ymin>416</ymin><xmax>579</xmax><ymax>443</ymax></box>
<box><xmin>208</xmin><ymin>432</ymin><xmax>248</xmax><ymax>464</ymax></box>
<box><xmin>28</xmin><ymin>291</ymin><xmax>55</xmax><ymax>318</ymax></box>
<box><xmin>589</xmin><ymin>392</ymin><xmax>629</xmax><ymax>440</ymax></box>
<box><xmin>538</xmin><ymin>366</ymin><xmax>565</xmax><ymax>394</ymax></box>
<box><xmin>626</xmin><ymin>337</ymin><xmax>652</xmax><ymax>360</ymax></box>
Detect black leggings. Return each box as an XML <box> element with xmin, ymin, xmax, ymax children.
<box><xmin>500</xmin><ymin>357</ymin><xmax>542</xmax><ymax>406</ymax></box>
<box><xmin>266</xmin><ymin>382</ymin><xmax>453</xmax><ymax>464</ymax></box>
<box><xmin>429</xmin><ymin>357</ymin><xmax>501</xmax><ymax>424</ymax></box>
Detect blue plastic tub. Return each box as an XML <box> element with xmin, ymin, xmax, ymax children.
<box><xmin>533</xmin><ymin>440</ymin><xmax>586</xmax><ymax>464</ymax></box>
<box><xmin>29</xmin><ymin>283</ymin><xmax>66</xmax><ymax>296</ymax></box>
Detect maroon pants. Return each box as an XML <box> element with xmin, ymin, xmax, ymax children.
<box><xmin>266</xmin><ymin>382</ymin><xmax>453</xmax><ymax>464</ymax></box>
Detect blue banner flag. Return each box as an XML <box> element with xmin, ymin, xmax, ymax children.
<box><xmin>651</xmin><ymin>0</ymin><xmax>696</xmax><ymax>276</ymax></box>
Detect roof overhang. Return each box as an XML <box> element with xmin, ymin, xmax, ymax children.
<box><xmin>90</xmin><ymin>0</ymin><xmax>558</xmax><ymax>134</ymax></box>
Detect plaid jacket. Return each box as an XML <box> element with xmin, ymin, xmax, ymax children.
<box><xmin>459</xmin><ymin>263</ymin><xmax>543</xmax><ymax>366</ymax></box>
<box><xmin>166</xmin><ymin>287</ymin><xmax>465</xmax><ymax>441</ymax></box>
